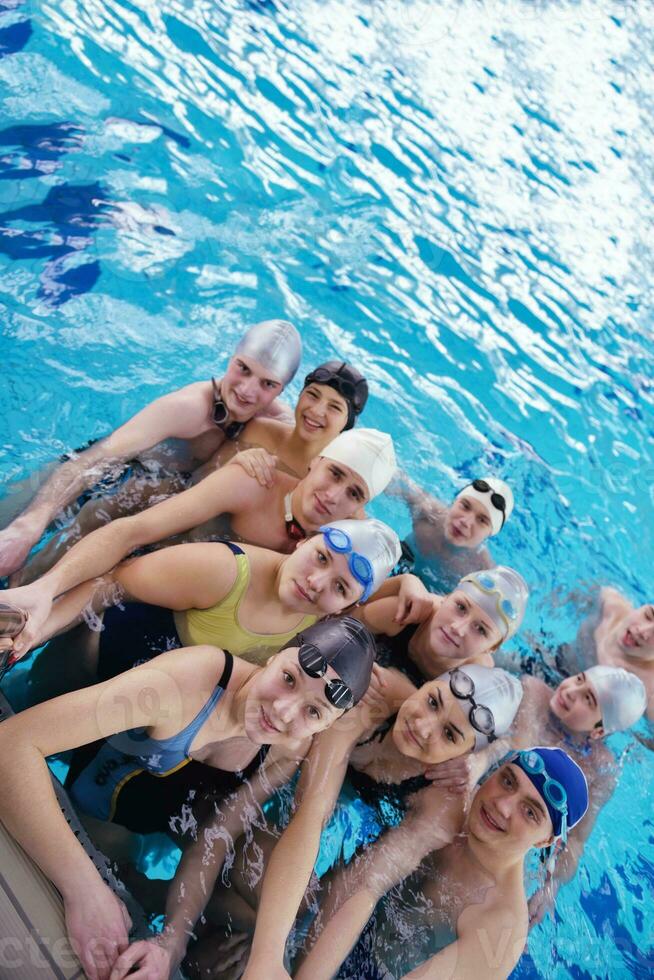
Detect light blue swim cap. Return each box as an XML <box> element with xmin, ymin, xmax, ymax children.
<box><xmin>235</xmin><ymin>319</ymin><xmax>302</xmax><ymax>386</ymax></box>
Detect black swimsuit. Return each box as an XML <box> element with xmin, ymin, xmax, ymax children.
<box><xmin>375</xmin><ymin>624</ymin><xmax>426</xmax><ymax>688</ymax></box>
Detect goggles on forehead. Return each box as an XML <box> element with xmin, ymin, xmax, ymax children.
<box><xmin>470</xmin><ymin>572</ymin><xmax>517</xmax><ymax>626</ymax></box>
<box><xmin>211</xmin><ymin>377</ymin><xmax>245</xmax><ymax>440</ymax></box>
<box><xmin>304</xmin><ymin>365</ymin><xmax>367</xmax><ymax>413</ymax></box>
<box><xmin>449</xmin><ymin>668</ymin><xmax>496</xmax><ymax>742</ymax></box>
<box><xmin>298</xmin><ymin>643</ymin><xmax>354</xmax><ymax>710</ymax></box>
<box><xmin>511</xmin><ymin>749</ymin><xmax>569</xmax><ymax>842</ymax></box>
<box><xmin>468</xmin><ymin>479</ymin><xmax>507</xmax><ymax>528</ymax></box>
<box><xmin>321</xmin><ymin>525</ymin><xmax>374</xmax><ymax>602</ymax></box>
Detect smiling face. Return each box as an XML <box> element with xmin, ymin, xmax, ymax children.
<box><xmin>278</xmin><ymin>534</ymin><xmax>364</xmax><ymax>615</ymax></box>
<box><xmin>415</xmin><ymin>590</ymin><xmax>503</xmax><ymax>675</ymax></box>
<box><xmin>221</xmin><ymin>354</ymin><xmax>283</xmax><ymax>421</ymax></box>
<box><xmin>392</xmin><ymin>678</ymin><xmax>476</xmax><ymax>764</ymax></box>
<box><xmin>444</xmin><ymin>495</ymin><xmax>493</xmax><ymax>548</ymax></box>
<box><xmin>297</xmin><ymin>458</ymin><xmax>369</xmax><ymax>527</ymax></box>
<box><xmin>468</xmin><ymin>764</ymin><xmax>554</xmax><ymax>856</ymax></box>
<box><xmin>549</xmin><ymin>673</ymin><xmax>603</xmax><ymax>734</ymax></box>
<box><xmin>295</xmin><ymin>383</ymin><xmax>349</xmax><ymax>444</ymax></box>
<box><xmin>244</xmin><ymin>646</ymin><xmax>344</xmax><ymax>744</ymax></box>
<box><xmin>617</xmin><ymin>604</ymin><xmax>654</xmax><ymax>660</ymax></box>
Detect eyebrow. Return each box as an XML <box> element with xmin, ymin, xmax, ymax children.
<box><xmin>450</xmin><ymin>723</ymin><xmax>465</xmax><ymax>740</ymax></box>
<box><xmin>583</xmin><ymin>674</ymin><xmax>598</xmax><ymax>710</ymax></box>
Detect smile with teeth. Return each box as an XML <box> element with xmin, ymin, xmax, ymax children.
<box><xmin>480</xmin><ymin>804</ymin><xmax>505</xmax><ymax>832</ymax></box>
<box><xmin>303</xmin><ymin>415</ymin><xmax>324</xmax><ymax>431</ymax></box>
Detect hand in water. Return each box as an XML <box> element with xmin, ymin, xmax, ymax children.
<box><xmin>0</xmin><ymin>522</ymin><xmax>37</xmax><ymax>577</ymax></box>
<box><xmin>0</xmin><ymin>585</ymin><xmax>53</xmax><ymax>658</ymax></box>
<box><xmin>229</xmin><ymin>448</ymin><xmax>278</xmax><ymax>488</ymax></box>
<box><xmin>184</xmin><ymin>931</ymin><xmax>252</xmax><ymax>980</ymax></box>
<box><xmin>527</xmin><ymin>883</ymin><xmax>555</xmax><ymax>928</ymax></box>
<box><xmin>109</xmin><ymin>937</ymin><xmax>176</xmax><ymax>980</ymax></box>
<box><xmin>360</xmin><ymin>663</ymin><xmax>389</xmax><ymax>725</ymax></box>
<box><xmin>394</xmin><ymin>574</ymin><xmax>432</xmax><ymax>625</ymax></box>
<box><xmin>65</xmin><ymin>884</ymin><xmax>131</xmax><ymax>980</ymax></box>
<box><xmin>423</xmin><ymin>756</ymin><xmax>470</xmax><ymax>793</ymax></box>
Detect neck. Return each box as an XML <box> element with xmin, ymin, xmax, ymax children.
<box><xmin>289</xmin><ymin>485</ymin><xmax>310</xmax><ymax>529</ymax></box>
<box><xmin>286</xmin><ymin>427</ymin><xmax>330</xmax><ymax>468</ymax></box>
<box><xmin>546</xmin><ymin>710</ymin><xmax>594</xmax><ymax>754</ymax></box>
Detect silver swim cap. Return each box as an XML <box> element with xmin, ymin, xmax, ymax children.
<box><xmin>320</xmin><ymin>518</ymin><xmax>401</xmax><ymax>602</ymax></box>
<box><xmin>457</xmin><ymin>477</ymin><xmax>514</xmax><ymax>536</ymax></box>
<box><xmin>320</xmin><ymin>428</ymin><xmax>397</xmax><ymax>501</ymax></box>
<box><xmin>234</xmin><ymin>319</ymin><xmax>302</xmax><ymax>386</ymax></box>
<box><xmin>457</xmin><ymin>566</ymin><xmax>529</xmax><ymax>641</ymax></box>
<box><xmin>439</xmin><ymin>663</ymin><xmax>523</xmax><ymax>750</ymax></box>
<box><xmin>585</xmin><ymin>665</ymin><xmax>647</xmax><ymax>734</ymax></box>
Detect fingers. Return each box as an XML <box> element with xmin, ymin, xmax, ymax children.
<box><xmin>371</xmin><ymin>663</ymin><xmax>387</xmax><ymax>687</ymax></box>
<box><xmin>393</xmin><ymin>597</ymin><xmax>409</xmax><ymax>624</ymax></box>
<box><xmin>109</xmin><ymin>941</ymin><xmax>153</xmax><ymax>980</ymax></box>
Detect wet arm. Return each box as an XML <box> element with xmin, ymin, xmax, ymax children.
<box><xmin>296</xmin><ymin>788</ymin><xmax>459</xmax><ymax>980</ymax></box>
<box><xmin>386</xmin><ymin>472</ymin><xmax>444</xmax><ymax>521</ymax></box>
<box><xmin>243</xmin><ymin>726</ymin><xmax>360</xmax><ymax>974</ymax></box>
<box><xmin>0</xmin><ymin>383</ymin><xmax>213</xmax><ymax>576</ymax></box>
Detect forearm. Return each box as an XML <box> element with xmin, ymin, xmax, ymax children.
<box><xmin>296</xmin><ymin>883</ymin><xmax>378</xmax><ymax>980</ymax></box>
<box><xmin>0</xmin><ymin>736</ymin><xmax>104</xmax><ymax>900</ymax></box>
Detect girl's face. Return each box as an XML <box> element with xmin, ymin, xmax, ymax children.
<box><xmin>245</xmin><ymin>646</ymin><xmax>344</xmax><ymax>743</ymax></box>
<box><xmin>392</xmin><ymin>678</ymin><xmax>476</xmax><ymax>764</ymax></box>
<box><xmin>295</xmin><ymin>383</ymin><xmax>349</xmax><ymax>444</ymax></box>
<box><xmin>279</xmin><ymin>535</ymin><xmax>364</xmax><ymax>615</ymax></box>
<box><xmin>421</xmin><ymin>590</ymin><xmax>503</xmax><ymax>670</ymax></box>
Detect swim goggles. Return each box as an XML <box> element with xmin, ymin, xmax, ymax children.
<box><xmin>211</xmin><ymin>377</ymin><xmax>246</xmax><ymax>440</ymax></box>
<box><xmin>469</xmin><ymin>572</ymin><xmax>517</xmax><ymax>631</ymax></box>
<box><xmin>449</xmin><ymin>668</ymin><xmax>496</xmax><ymax>742</ymax></box>
<box><xmin>512</xmin><ymin>749</ymin><xmax>569</xmax><ymax>842</ymax></box>
<box><xmin>320</xmin><ymin>525</ymin><xmax>374</xmax><ymax>602</ymax></box>
<box><xmin>303</xmin><ymin>364</ymin><xmax>368</xmax><ymax>415</ymax></box>
<box><xmin>298</xmin><ymin>643</ymin><xmax>354</xmax><ymax>710</ymax></box>
<box><xmin>468</xmin><ymin>479</ymin><xmax>507</xmax><ymax>528</ymax></box>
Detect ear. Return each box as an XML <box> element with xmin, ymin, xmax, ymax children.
<box><xmin>589</xmin><ymin>725</ymin><xmax>605</xmax><ymax>740</ymax></box>
<box><xmin>538</xmin><ymin>833</ymin><xmax>556</xmax><ymax>849</ymax></box>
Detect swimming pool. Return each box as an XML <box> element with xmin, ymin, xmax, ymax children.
<box><xmin>1</xmin><ymin>0</ymin><xmax>653</xmax><ymax>975</ymax></box>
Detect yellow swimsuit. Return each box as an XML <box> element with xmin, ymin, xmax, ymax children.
<box><xmin>175</xmin><ymin>543</ymin><xmax>316</xmax><ymax>665</ymax></box>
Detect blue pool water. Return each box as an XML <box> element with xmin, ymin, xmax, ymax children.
<box><xmin>1</xmin><ymin>0</ymin><xmax>653</xmax><ymax>976</ymax></box>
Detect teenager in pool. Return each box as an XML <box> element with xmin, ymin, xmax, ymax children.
<box><xmin>359</xmin><ymin>564</ymin><xmax>529</xmax><ymax>691</ymax></box>
<box><xmin>0</xmin><ymin>520</ymin><xmax>401</xmax><ymax>694</ymax></box>
<box><xmin>106</xmin><ymin>662</ymin><xmax>523</xmax><ymax>979</ymax></box>
<box><xmin>390</xmin><ymin>473</ymin><xmax>514</xmax><ymax>592</ymax></box>
<box><xmin>0</xmin><ymin>427</ymin><xmax>398</xmax><ymax>665</ymax></box>
<box><xmin>293</xmin><ymin>747</ymin><xmax>589</xmax><ymax>980</ymax></box>
<box><xmin>0</xmin><ymin>319</ymin><xmax>302</xmax><ymax>577</ymax></box>
<box><xmin>11</xmin><ymin>358</ymin><xmax>369</xmax><ymax>586</ymax></box>
<box><xmin>0</xmin><ymin>616</ymin><xmax>375</xmax><ymax>980</ymax></box>
<box><xmin>553</xmin><ymin>586</ymin><xmax>654</xmax><ymax>721</ymax></box>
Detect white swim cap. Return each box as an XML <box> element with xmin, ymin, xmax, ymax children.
<box><xmin>585</xmin><ymin>665</ymin><xmax>647</xmax><ymax>734</ymax></box>
<box><xmin>320</xmin><ymin>518</ymin><xmax>401</xmax><ymax>602</ymax></box>
<box><xmin>440</xmin><ymin>663</ymin><xmax>523</xmax><ymax>750</ymax></box>
<box><xmin>234</xmin><ymin>319</ymin><xmax>302</xmax><ymax>387</ymax></box>
<box><xmin>320</xmin><ymin>428</ymin><xmax>397</xmax><ymax>501</ymax></box>
<box><xmin>457</xmin><ymin>478</ymin><xmax>514</xmax><ymax>536</ymax></box>
<box><xmin>457</xmin><ymin>566</ymin><xmax>528</xmax><ymax>641</ymax></box>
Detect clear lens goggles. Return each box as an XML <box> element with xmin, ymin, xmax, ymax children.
<box><xmin>449</xmin><ymin>668</ymin><xmax>496</xmax><ymax>741</ymax></box>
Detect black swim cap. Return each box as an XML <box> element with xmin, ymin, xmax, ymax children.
<box><xmin>294</xmin><ymin>616</ymin><xmax>375</xmax><ymax>706</ymax></box>
<box><xmin>302</xmin><ymin>361</ymin><xmax>369</xmax><ymax>430</ymax></box>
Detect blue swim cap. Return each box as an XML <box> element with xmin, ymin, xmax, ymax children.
<box><xmin>511</xmin><ymin>747</ymin><xmax>589</xmax><ymax>841</ymax></box>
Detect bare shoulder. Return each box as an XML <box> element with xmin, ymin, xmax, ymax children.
<box><xmin>599</xmin><ymin>586</ymin><xmax>630</xmax><ymax>617</ymax></box>
<box><xmin>242</xmin><ymin>417</ymin><xmax>289</xmax><ymax>444</ymax></box>
<box><xmin>408</xmin><ymin>783</ymin><xmax>466</xmax><ymax>839</ymax></box>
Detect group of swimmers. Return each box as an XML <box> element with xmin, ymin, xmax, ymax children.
<box><xmin>0</xmin><ymin>318</ymin><xmax>651</xmax><ymax>980</ymax></box>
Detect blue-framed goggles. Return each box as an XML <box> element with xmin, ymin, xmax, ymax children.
<box><xmin>320</xmin><ymin>525</ymin><xmax>374</xmax><ymax>602</ymax></box>
<box><xmin>512</xmin><ymin>749</ymin><xmax>569</xmax><ymax>842</ymax></box>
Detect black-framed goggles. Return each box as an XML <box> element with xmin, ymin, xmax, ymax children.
<box><xmin>449</xmin><ymin>667</ymin><xmax>496</xmax><ymax>742</ymax></box>
<box><xmin>470</xmin><ymin>479</ymin><xmax>507</xmax><ymax>529</ymax></box>
<box><xmin>298</xmin><ymin>643</ymin><xmax>354</xmax><ymax>710</ymax></box>
<box><xmin>211</xmin><ymin>377</ymin><xmax>245</xmax><ymax>440</ymax></box>
<box><xmin>303</xmin><ymin>362</ymin><xmax>368</xmax><ymax>428</ymax></box>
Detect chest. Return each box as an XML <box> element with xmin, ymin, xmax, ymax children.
<box><xmin>230</xmin><ymin>509</ymin><xmax>294</xmax><ymax>553</ymax></box>
<box><xmin>190</xmin><ymin>735</ymin><xmax>261</xmax><ymax>772</ymax></box>
<box><xmin>186</xmin><ymin>428</ymin><xmax>227</xmax><ymax>466</ymax></box>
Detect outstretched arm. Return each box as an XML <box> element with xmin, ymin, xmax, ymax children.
<box><xmin>0</xmin><ymin>382</ymin><xmax>214</xmax><ymax>577</ymax></box>
<box><xmin>3</xmin><ymin>467</ymin><xmax>264</xmax><ymax>655</ymax></box>
<box><xmin>295</xmin><ymin>784</ymin><xmax>464</xmax><ymax>980</ymax></box>
<box><xmin>242</xmin><ymin>721</ymin><xmax>363</xmax><ymax>978</ymax></box>
<box><xmin>386</xmin><ymin>472</ymin><xmax>445</xmax><ymax>521</ymax></box>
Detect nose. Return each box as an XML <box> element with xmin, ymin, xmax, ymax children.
<box><xmin>306</xmin><ymin>569</ymin><xmax>327</xmax><ymax>595</ymax></box>
<box><xmin>237</xmin><ymin>376</ymin><xmax>259</xmax><ymax>400</ymax></box>
<box><xmin>494</xmin><ymin>792</ymin><xmax>513</xmax><ymax>821</ymax></box>
<box><xmin>413</xmin><ymin>713</ymin><xmax>431</xmax><ymax>742</ymax></box>
<box><xmin>273</xmin><ymin>696</ymin><xmax>297</xmax><ymax>727</ymax></box>
<box><xmin>448</xmin><ymin>615</ymin><xmax>467</xmax><ymax>637</ymax></box>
